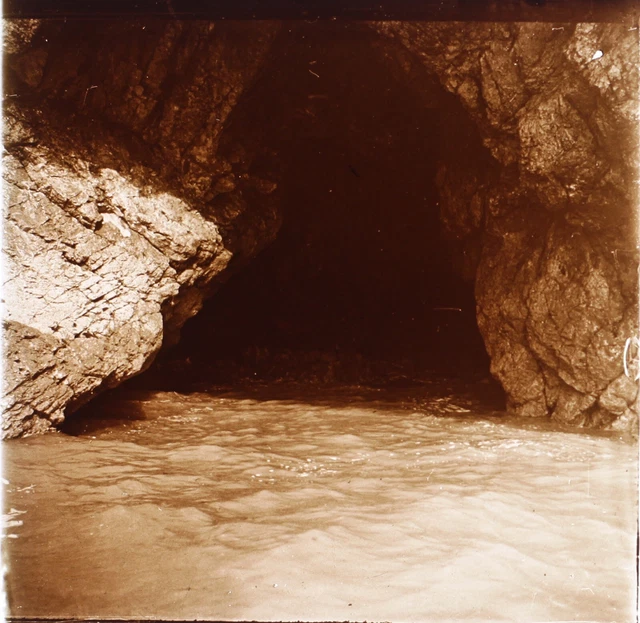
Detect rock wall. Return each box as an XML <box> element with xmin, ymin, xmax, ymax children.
<box><xmin>374</xmin><ymin>21</ymin><xmax>639</xmax><ymax>428</ymax></box>
<box><xmin>3</xmin><ymin>20</ymin><xmax>282</xmax><ymax>437</ymax></box>
<box><xmin>3</xmin><ymin>18</ymin><xmax>638</xmax><ymax>436</ymax></box>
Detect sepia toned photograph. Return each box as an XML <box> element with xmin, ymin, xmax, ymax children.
<box><xmin>2</xmin><ymin>0</ymin><xmax>638</xmax><ymax>621</ymax></box>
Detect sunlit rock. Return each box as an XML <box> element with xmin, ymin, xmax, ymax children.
<box><xmin>3</xmin><ymin>17</ymin><xmax>638</xmax><ymax>436</ymax></box>
<box><xmin>2</xmin><ymin>22</ymin><xmax>282</xmax><ymax>437</ymax></box>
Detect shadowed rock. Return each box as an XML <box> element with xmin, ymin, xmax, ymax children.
<box><xmin>3</xmin><ymin>18</ymin><xmax>638</xmax><ymax>436</ymax></box>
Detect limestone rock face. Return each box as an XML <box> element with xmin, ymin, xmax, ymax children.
<box><xmin>3</xmin><ymin>20</ymin><xmax>282</xmax><ymax>437</ymax></box>
<box><xmin>3</xmin><ymin>18</ymin><xmax>638</xmax><ymax>436</ymax></box>
<box><xmin>3</xmin><ymin>106</ymin><xmax>230</xmax><ymax>436</ymax></box>
<box><xmin>375</xmin><ymin>21</ymin><xmax>639</xmax><ymax>428</ymax></box>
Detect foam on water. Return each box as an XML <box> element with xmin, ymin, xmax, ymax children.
<box><xmin>3</xmin><ymin>387</ymin><xmax>637</xmax><ymax>622</ymax></box>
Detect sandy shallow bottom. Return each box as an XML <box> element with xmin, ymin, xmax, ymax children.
<box><xmin>3</xmin><ymin>384</ymin><xmax>638</xmax><ymax>622</ymax></box>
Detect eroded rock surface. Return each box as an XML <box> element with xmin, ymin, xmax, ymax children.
<box><xmin>3</xmin><ymin>21</ymin><xmax>282</xmax><ymax>437</ymax></box>
<box><xmin>3</xmin><ymin>106</ymin><xmax>231</xmax><ymax>436</ymax></box>
<box><xmin>375</xmin><ymin>21</ymin><xmax>639</xmax><ymax>429</ymax></box>
<box><xmin>3</xmin><ymin>18</ymin><xmax>638</xmax><ymax>436</ymax></box>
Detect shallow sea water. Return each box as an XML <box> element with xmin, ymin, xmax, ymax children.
<box><xmin>2</xmin><ymin>384</ymin><xmax>638</xmax><ymax>622</ymax></box>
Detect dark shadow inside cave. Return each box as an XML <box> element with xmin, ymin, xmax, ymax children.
<box><xmin>127</xmin><ymin>22</ymin><xmax>502</xmax><ymax>396</ymax></box>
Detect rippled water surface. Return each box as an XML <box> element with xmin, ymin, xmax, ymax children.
<box><xmin>3</xmin><ymin>384</ymin><xmax>638</xmax><ymax>622</ymax></box>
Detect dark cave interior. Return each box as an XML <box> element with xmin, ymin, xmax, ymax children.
<box><xmin>135</xmin><ymin>23</ymin><xmax>496</xmax><ymax>390</ymax></box>
<box><xmin>5</xmin><ymin>15</ymin><xmax>637</xmax><ymax>439</ymax></box>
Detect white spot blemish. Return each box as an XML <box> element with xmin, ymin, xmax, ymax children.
<box><xmin>591</xmin><ymin>50</ymin><xmax>604</xmax><ymax>61</ymax></box>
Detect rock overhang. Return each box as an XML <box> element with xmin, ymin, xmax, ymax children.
<box><xmin>2</xmin><ymin>16</ymin><xmax>638</xmax><ymax>437</ymax></box>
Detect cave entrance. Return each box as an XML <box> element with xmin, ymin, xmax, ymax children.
<box><xmin>141</xmin><ymin>22</ymin><xmax>500</xmax><ymax>396</ymax></box>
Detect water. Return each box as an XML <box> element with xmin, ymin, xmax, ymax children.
<box><xmin>3</xmin><ymin>384</ymin><xmax>638</xmax><ymax>622</ymax></box>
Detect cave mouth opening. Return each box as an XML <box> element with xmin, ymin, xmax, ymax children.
<box><xmin>127</xmin><ymin>22</ymin><xmax>504</xmax><ymax>405</ymax></box>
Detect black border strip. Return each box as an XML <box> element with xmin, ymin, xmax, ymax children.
<box><xmin>3</xmin><ymin>0</ymin><xmax>639</xmax><ymax>22</ymax></box>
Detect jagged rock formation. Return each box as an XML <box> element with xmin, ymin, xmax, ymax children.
<box><xmin>373</xmin><ymin>22</ymin><xmax>639</xmax><ymax>427</ymax></box>
<box><xmin>3</xmin><ymin>20</ymin><xmax>283</xmax><ymax>436</ymax></box>
<box><xmin>3</xmin><ymin>18</ymin><xmax>638</xmax><ymax>437</ymax></box>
